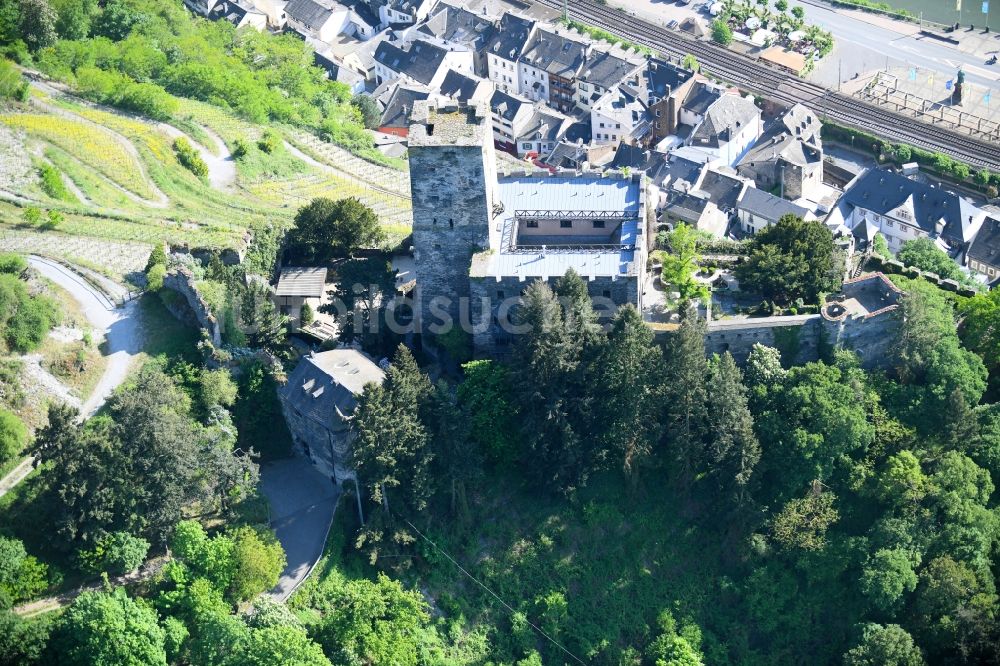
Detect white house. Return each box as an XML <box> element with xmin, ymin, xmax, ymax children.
<box><xmin>590</xmin><ymin>87</ymin><xmax>647</xmax><ymax>145</ymax></box>
<box><xmin>736</xmin><ymin>186</ymin><xmax>815</xmax><ymax>236</ymax></box>
<box><xmin>489</xmin><ymin>88</ymin><xmax>533</xmax><ymax>153</ymax></box>
<box><xmin>378</xmin><ymin>0</ymin><xmax>437</xmax><ymax>26</ymax></box>
<box><xmin>285</xmin><ymin>0</ymin><xmax>355</xmax><ymax>42</ymax></box>
<box><xmin>517</xmin><ymin>27</ymin><xmax>589</xmax><ymax>111</ymax></box>
<box><xmin>484</xmin><ymin>13</ymin><xmax>535</xmax><ymax>95</ymax></box>
<box><xmin>836</xmin><ymin>167</ymin><xmax>986</xmax><ymax>255</ymax></box>
<box><xmin>672</xmin><ymin>89</ymin><xmax>762</xmax><ymax>168</ymax></box>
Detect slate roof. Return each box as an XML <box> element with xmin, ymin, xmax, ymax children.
<box><xmin>282</xmin><ymin>350</ymin><xmax>385</xmax><ymax>430</ymax></box>
<box><xmin>739</xmin><ymin>103</ymin><xmax>822</xmax><ymax>168</ymax></box>
<box><xmin>696</xmin><ymin>169</ymin><xmax>747</xmax><ymax>211</ymax></box>
<box><xmin>518</xmin><ymin>107</ymin><xmax>570</xmax><ymax>142</ymax></box>
<box><xmin>681</xmin><ymin>80</ymin><xmax>725</xmax><ymax>116</ymax></box>
<box><xmin>842</xmin><ymin>168</ymin><xmax>982</xmax><ymax>244</ymax></box>
<box><xmin>690</xmin><ymin>94</ymin><xmax>759</xmax><ymax>148</ymax></box>
<box><xmin>579</xmin><ymin>49</ymin><xmax>641</xmax><ymax>90</ymax></box>
<box><xmin>490</xmin><ymin>88</ymin><xmax>529</xmax><ymax>122</ymax></box>
<box><xmin>276</xmin><ymin>267</ymin><xmax>328</xmax><ymax>298</ymax></box>
<box><xmin>374</xmin><ymin>39</ymin><xmax>449</xmax><ymax>85</ymax></box>
<box><xmin>610</xmin><ymin>143</ymin><xmax>671</xmax><ymax>185</ymax></box>
<box><xmin>285</xmin><ymin>0</ymin><xmax>336</xmax><ymax>27</ymax></box>
<box><xmin>520</xmin><ymin>28</ymin><xmax>589</xmax><ymax>78</ymax></box>
<box><xmin>380</xmin><ymin>84</ymin><xmax>432</xmax><ymax>129</ymax></box>
<box><xmin>484</xmin><ymin>12</ymin><xmax>535</xmax><ymax>61</ymax></box>
<box><xmin>737</xmin><ymin>187</ymin><xmax>810</xmax><ymax>222</ymax></box>
<box><xmin>419</xmin><ymin>3</ymin><xmax>495</xmax><ymax>50</ymax></box>
<box><xmin>438</xmin><ymin>69</ymin><xmax>488</xmax><ymax>101</ymax></box>
<box><xmin>207</xmin><ymin>0</ymin><xmax>249</xmax><ymax>25</ymax></box>
<box><xmin>643</xmin><ymin>57</ymin><xmax>694</xmax><ymax>102</ymax></box>
<box><xmin>544</xmin><ymin>141</ymin><xmax>588</xmax><ymax>169</ymax></box>
<box><xmin>968</xmin><ymin>216</ymin><xmax>1000</xmax><ymax>268</ymax></box>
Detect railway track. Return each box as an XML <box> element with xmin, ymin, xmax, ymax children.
<box><xmin>536</xmin><ymin>0</ymin><xmax>1000</xmax><ymax>170</ymax></box>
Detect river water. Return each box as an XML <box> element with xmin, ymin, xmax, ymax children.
<box><xmin>889</xmin><ymin>0</ymin><xmax>998</xmax><ymax>28</ymax></box>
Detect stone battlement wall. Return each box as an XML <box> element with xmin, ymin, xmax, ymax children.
<box><xmin>161</xmin><ymin>268</ymin><xmax>222</xmax><ymax>346</ymax></box>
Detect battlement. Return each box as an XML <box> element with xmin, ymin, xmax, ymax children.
<box><xmin>409</xmin><ymin>99</ymin><xmax>491</xmax><ymax>147</ymax></box>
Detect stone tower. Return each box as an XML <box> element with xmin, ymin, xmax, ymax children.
<box><xmin>408</xmin><ymin>100</ymin><xmax>498</xmax><ymax>338</ymax></box>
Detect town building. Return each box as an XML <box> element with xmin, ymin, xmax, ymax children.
<box><xmin>735</xmin><ymin>186</ymin><xmax>815</xmax><ymax>235</ymax></box>
<box><xmin>483</xmin><ymin>13</ymin><xmax>536</xmax><ymax>95</ymax></box>
<box><xmin>642</xmin><ymin>58</ymin><xmax>697</xmax><ymax>147</ymax></box>
<box><xmin>418</xmin><ymin>2</ymin><xmax>497</xmax><ymax>75</ymax></box>
<box><xmin>737</xmin><ymin>103</ymin><xmax>824</xmax><ymax>201</ymax></box>
<box><xmin>575</xmin><ymin>49</ymin><xmax>643</xmax><ymax>113</ymax></box>
<box><xmin>408</xmin><ymin>99</ymin><xmax>651</xmax><ymax>354</ymax></box>
<box><xmin>591</xmin><ymin>87</ymin><xmax>647</xmax><ymax>145</ymax></box>
<box><xmin>274</xmin><ymin>266</ymin><xmax>328</xmax><ymax>323</ymax></box>
<box><xmin>672</xmin><ymin>87</ymin><xmax>762</xmax><ymax>167</ymax></box>
<box><xmin>966</xmin><ymin>215</ymin><xmax>1000</xmax><ymax>284</ymax></box>
<box><xmin>517</xmin><ymin>27</ymin><xmax>589</xmax><ymax>111</ymax></box>
<box><xmin>279</xmin><ymin>349</ymin><xmax>385</xmax><ymax>484</ymax></box>
<box><xmin>373</xmin><ymin>37</ymin><xmax>474</xmax><ymax>87</ymax></box>
<box><xmin>833</xmin><ymin>167</ymin><xmax>986</xmax><ymax>255</ymax></box>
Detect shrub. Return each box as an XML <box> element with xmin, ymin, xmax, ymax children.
<box><xmin>172</xmin><ymin>136</ymin><xmax>208</xmax><ymax>179</ymax></box>
<box><xmin>352</xmin><ymin>93</ymin><xmax>381</xmax><ymax>130</ymax></box>
<box><xmin>300</xmin><ymin>301</ymin><xmax>314</xmax><ymax>326</ymax></box>
<box><xmin>145</xmin><ymin>244</ymin><xmax>167</xmax><ymax>272</ymax></box>
<box><xmin>78</xmin><ymin>532</ymin><xmax>150</xmax><ymax>575</ymax></box>
<box><xmin>146</xmin><ymin>263</ymin><xmax>166</xmax><ymax>291</ymax></box>
<box><xmin>0</xmin><ymin>274</ymin><xmax>59</xmax><ymax>352</ymax></box>
<box><xmin>232</xmin><ymin>137</ymin><xmax>250</xmax><ymax>159</ymax></box>
<box><xmin>257</xmin><ymin>130</ymin><xmax>281</xmax><ymax>154</ymax></box>
<box><xmin>0</xmin><ymin>408</ymin><xmax>28</xmax><ymax>465</ymax></box>
<box><xmin>0</xmin><ymin>58</ymin><xmax>28</xmax><ymax>101</ymax></box>
<box><xmin>22</xmin><ymin>206</ymin><xmax>41</xmax><ymax>225</ymax></box>
<box><xmin>0</xmin><ymin>253</ymin><xmax>27</xmax><ymax>276</ymax></box>
<box><xmin>712</xmin><ymin>19</ymin><xmax>733</xmax><ymax>46</ymax></box>
<box><xmin>38</xmin><ymin>163</ymin><xmax>73</xmax><ymax>201</ymax></box>
<box><xmin>43</xmin><ymin>209</ymin><xmax>64</xmax><ymax>229</ymax></box>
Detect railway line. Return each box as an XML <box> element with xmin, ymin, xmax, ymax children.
<box><xmin>536</xmin><ymin>0</ymin><xmax>1000</xmax><ymax>170</ymax></box>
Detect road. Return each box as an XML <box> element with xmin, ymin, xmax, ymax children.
<box><xmin>259</xmin><ymin>457</ymin><xmax>340</xmax><ymax>601</ymax></box>
<box><xmin>0</xmin><ymin>256</ymin><xmax>140</xmax><ymax>499</ymax></box>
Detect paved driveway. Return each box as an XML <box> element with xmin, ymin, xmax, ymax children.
<box><xmin>259</xmin><ymin>457</ymin><xmax>340</xmax><ymax>601</ymax></box>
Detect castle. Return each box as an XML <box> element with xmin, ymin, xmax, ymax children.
<box><xmin>408</xmin><ymin>99</ymin><xmax>653</xmax><ymax>354</ymax></box>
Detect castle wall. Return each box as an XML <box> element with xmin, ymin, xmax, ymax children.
<box><xmin>470</xmin><ymin>274</ymin><xmax>639</xmax><ymax>355</ymax></box>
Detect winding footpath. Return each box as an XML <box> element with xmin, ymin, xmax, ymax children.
<box><xmin>0</xmin><ymin>256</ymin><xmax>141</xmax><ymax>499</ymax></box>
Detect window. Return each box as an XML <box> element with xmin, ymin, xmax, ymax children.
<box><xmin>593</xmin><ymin>220</ymin><xmax>605</xmax><ymax>228</ymax></box>
<box><xmin>602</xmin><ymin>290</ymin><xmax>611</xmax><ymax>298</ymax></box>
<box><xmin>433</xmin><ymin>243</ymin><xmax>441</xmax><ymax>250</ymax></box>
<box><xmin>886</xmin><ymin>220</ymin><xmax>894</xmax><ymax>228</ymax></box>
<box><xmin>599</xmin><ymin>122</ymin><xmax>605</xmax><ymax>128</ymax></box>
<box><xmin>615</xmin><ymin>123</ymin><xmax>621</xmax><ymax>129</ymax></box>
<box><xmin>655</xmin><ymin>109</ymin><xmax>661</xmax><ymax>117</ymax></box>
<box><xmin>560</xmin><ymin>220</ymin><xmax>572</xmax><ymax>228</ymax></box>
<box><xmin>522</xmin><ymin>142</ymin><xmax>532</xmax><ymax>149</ymax></box>
<box><xmin>526</xmin><ymin>220</ymin><xmax>539</xmax><ymax>228</ymax></box>
<box><xmin>497</xmin><ymin>290</ymin><xmax>506</xmax><ymax>299</ymax></box>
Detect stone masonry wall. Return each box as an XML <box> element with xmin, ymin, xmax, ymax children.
<box><xmin>162</xmin><ymin>268</ymin><xmax>222</xmax><ymax>346</ymax></box>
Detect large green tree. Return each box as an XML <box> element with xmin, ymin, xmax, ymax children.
<box><xmin>46</xmin><ymin>589</ymin><xmax>168</xmax><ymax>666</ymax></box>
<box><xmin>735</xmin><ymin>214</ymin><xmax>840</xmax><ymax>304</ymax></box>
<box><xmin>706</xmin><ymin>352</ymin><xmax>760</xmax><ymax>509</ymax></box>
<box><xmin>287</xmin><ymin>197</ymin><xmax>384</xmax><ymax>262</ymax></box>
<box><xmin>662</xmin><ymin>309</ymin><xmax>709</xmax><ymax>491</ymax></box>
<box><xmin>896</xmin><ymin>238</ymin><xmax>966</xmax><ymax>283</ymax></box>
<box><xmin>594</xmin><ymin>305</ymin><xmax>664</xmax><ymax>480</ymax></box>
<box><xmin>843</xmin><ymin>623</ymin><xmax>925</xmax><ymax>666</ymax></box>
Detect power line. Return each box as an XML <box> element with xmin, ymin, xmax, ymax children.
<box><xmin>400</xmin><ymin>517</ymin><xmax>588</xmax><ymax>666</ymax></box>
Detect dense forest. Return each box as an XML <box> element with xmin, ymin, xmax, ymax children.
<box><xmin>337</xmin><ymin>265</ymin><xmax>1000</xmax><ymax>665</ymax></box>
<box><xmin>1</xmin><ymin>0</ymin><xmax>999</xmax><ymax>663</ymax></box>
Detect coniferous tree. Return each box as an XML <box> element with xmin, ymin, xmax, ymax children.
<box><xmin>662</xmin><ymin>308</ymin><xmax>709</xmax><ymax>492</ymax></box>
<box><xmin>706</xmin><ymin>352</ymin><xmax>760</xmax><ymax>509</ymax></box>
<box><xmin>512</xmin><ymin>280</ymin><xmax>588</xmax><ymax>494</ymax></box>
<box><xmin>594</xmin><ymin>305</ymin><xmax>664</xmax><ymax>481</ymax></box>
<box><xmin>427</xmin><ymin>381</ymin><xmax>478</xmax><ymax>521</ymax></box>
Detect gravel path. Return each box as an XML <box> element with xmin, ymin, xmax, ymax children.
<box><xmin>0</xmin><ymin>256</ymin><xmax>141</xmax><ymax>499</ymax></box>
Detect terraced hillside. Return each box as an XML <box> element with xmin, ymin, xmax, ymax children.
<box><xmin>0</xmin><ymin>83</ymin><xmax>413</xmax><ymax>277</ymax></box>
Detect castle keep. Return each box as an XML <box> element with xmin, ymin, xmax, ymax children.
<box><xmin>408</xmin><ymin>99</ymin><xmax>652</xmax><ymax>353</ymax></box>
